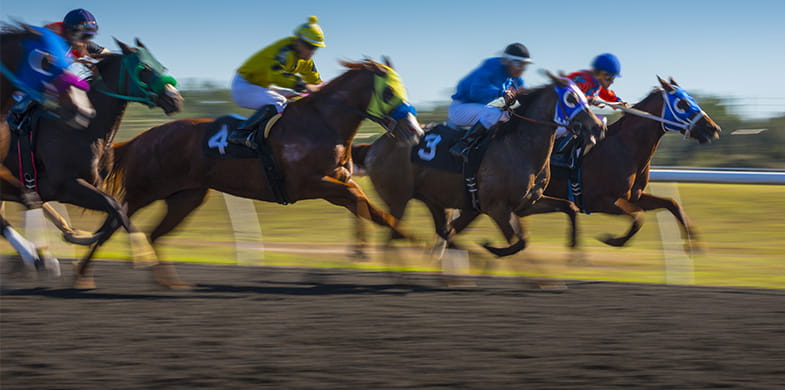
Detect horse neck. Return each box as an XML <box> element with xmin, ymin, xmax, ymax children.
<box><xmin>606</xmin><ymin>92</ymin><xmax>666</xmax><ymax>167</ymax></box>
<box><xmin>298</xmin><ymin>71</ymin><xmax>372</xmax><ymax>145</ymax></box>
<box><xmin>505</xmin><ymin>91</ymin><xmax>560</xmax><ymax>164</ymax></box>
<box><xmin>86</xmin><ymin>60</ymin><xmax>131</xmax><ymax>142</ymax></box>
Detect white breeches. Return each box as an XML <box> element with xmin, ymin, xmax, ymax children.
<box><xmin>231</xmin><ymin>73</ymin><xmax>287</xmax><ymax>112</ymax></box>
<box><xmin>448</xmin><ymin>101</ymin><xmax>510</xmax><ymax>129</ymax></box>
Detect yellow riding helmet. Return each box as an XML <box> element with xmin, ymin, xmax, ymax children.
<box><xmin>294</xmin><ymin>16</ymin><xmax>326</xmax><ymax>47</ymax></box>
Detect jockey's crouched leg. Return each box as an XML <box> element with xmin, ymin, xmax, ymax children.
<box><xmin>449</xmin><ymin>121</ymin><xmax>488</xmax><ymax>160</ymax></box>
<box><xmin>227</xmin><ymin>105</ymin><xmax>278</xmax><ymax>150</ymax></box>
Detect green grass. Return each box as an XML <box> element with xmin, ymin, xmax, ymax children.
<box><xmin>3</xmin><ymin>182</ymin><xmax>783</xmax><ymax>289</ymax></box>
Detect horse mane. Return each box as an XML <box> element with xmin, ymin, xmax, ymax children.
<box><xmin>0</xmin><ymin>22</ymin><xmax>30</xmax><ymax>36</ymax></box>
<box><xmin>292</xmin><ymin>59</ymin><xmax>388</xmax><ymax>106</ymax></box>
<box><xmin>605</xmin><ymin>88</ymin><xmax>662</xmax><ymax>136</ymax></box>
<box><xmin>80</xmin><ymin>52</ymin><xmax>122</xmax><ymax>84</ymax></box>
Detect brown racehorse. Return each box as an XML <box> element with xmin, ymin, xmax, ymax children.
<box><xmin>454</xmin><ymin>76</ymin><xmax>722</xmax><ymax>251</ymax></box>
<box><xmin>1</xmin><ymin>23</ymin><xmax>95</xmax><ymax>269</ymax></box>
<box><xmin>1</xmin><ymin>39</ymin><xmax>183</xmax><ymax>281</ymax></box>
<box><xmin>354</xmin><ymin>73</ymin><xmax>604</xmax><ymax>257</ymax></box>
<box><xmin>93</xmin><ymin>59</ymin><xmax>424</xmax><ymax>287</ymax></box>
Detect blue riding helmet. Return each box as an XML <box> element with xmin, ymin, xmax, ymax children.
<box><xmin>63</xmin><ymin>8</ymin><xmax>98</xmax><ymax>38</ymax></box>
<box><xmin>592</xmin><ymin>53</ymin><xmax>621</xmax><ymax>77</ymax></box>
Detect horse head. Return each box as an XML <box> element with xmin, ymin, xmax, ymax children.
<box><xmin>336</xmin><ymin>58</ymin><xmax>423</xmax><ymax>145</ymax></box>
<box><xmin>516</xmin><ymin>71</ymin><xmax>605</xmax><ymax>143</ymax></box>
<box><xmin>656</xmin><ymin>76</ymin><xmax>721</xmax><ymax>144</ymax></box>
<box><xmin>0</xmin><ymin>23</ymin><xmax>94</xmax><ymax>127</ymax></box>
<box><xmin>91</xmin><ymin>38</ymin><xmax>183</xmax><ymax>115</ymax></box>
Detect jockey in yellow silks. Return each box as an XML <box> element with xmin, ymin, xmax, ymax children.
<box><xmin>228</xmin><ymin>16</ymin><xmax>325</xmax><ymax>148</ymax></box>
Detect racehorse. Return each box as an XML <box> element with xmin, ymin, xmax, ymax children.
<box><xmin>90</xmin><ymin>59</ymin><xmax>423</xmax><ymax>287</ymax></box>
<box><xmin>1</xmin><ymin>22</ymin><xmax>96</xmax><ymax>269</ymax></box>
<box><xmin>1</xmin><ymin>39</ymin><xmax>183</xmax><ymax>282</ymax></box>
<box><xmin>354</xmin><ymin>73</ymin><xmax>604</xmax><ymax>257</ymax></box>
<box><xmin>453</xmin><ymin>76</ymin><xmax>722</xmax><ymax>251</ymax></box>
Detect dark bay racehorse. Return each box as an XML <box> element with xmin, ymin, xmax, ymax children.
<box><xmin>93</xmin><ymin>59</ymin><xmax>423</xmax><ymax>287</ymax></box>
<box><xmin>454</xmin><ymin>77</ymin><xmax>722</xmax><ymax>251</ymax></box>
<box><xmin>354</xmin><ymin>73</ymin><xmax>604</xmax><ymax>257</ymax></box>
<box><xmin>1</xmin><ymin>23</ymin><xmax>95</xmax><ymax>269</ymax></box>
<box><xmin>1</xmin><ymin>39</ymin><xmax>183</xmax><ymax>283</ymax></box>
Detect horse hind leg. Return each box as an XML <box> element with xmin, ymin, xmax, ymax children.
<box><xmin>146</xmin><ymin>188</ymin><xmax>209</xmax><ymax>288</ymax></box>
<box><xmin>597</xmin><ymin>197</ymin><xmax>644</xmax><ymax>247</ymax></box>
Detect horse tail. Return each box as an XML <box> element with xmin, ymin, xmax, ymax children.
<box><xmin>351</xmin><ymin>143</ymin><xmax>371</xmax><ymax>171</ymax></box>
<box><xmin>103</xmin><ymin>140</ymin><xmax>130</xmax><ymax>200</ymax></box>
<box><xmin>481</xmin><ymin>237</ymin><xmax>527</xmax><ymax>257</ymax></box>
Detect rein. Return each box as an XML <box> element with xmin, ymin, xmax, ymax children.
<box><xmin>600</xmin><ymin>97</ymin><xmax>705</xmax><ymax>138</ymax></box>
<box><xmin>508</xmin><ymin>109</ymin><xmax>562</xmax><ymax>128</ymax></box>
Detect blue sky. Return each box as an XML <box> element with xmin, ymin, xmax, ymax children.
<box><xmin>3</xmin><ymin>0</ymin><xmax>784</xmax><ymax>118</ymax></box>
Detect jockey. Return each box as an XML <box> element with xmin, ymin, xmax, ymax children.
<box><xmin>45</xmin><ymin>8</ymin><xmax>109</xmax><ymax>59</ymax></box>
<box><xmin>552</xmin><ymin>53</ymin><xmax>628</xmax><ymax>166</ymax></box>
<box><xmin>448</xmin><ymin>43</ymin><xmax>532</xmax><ymax>159</ymax></box>
<box><xmin>228</xmin><ymin>16</ymin><xmax>325</xmax><ymax>149</ymax></box>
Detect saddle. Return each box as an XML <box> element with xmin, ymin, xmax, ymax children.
<box><xmin>411</xmin><ymin>123</ymin><xmax>495</xmax><ymax>210</ymax></box>
<box><xmin>204</xmin><ymin>113</ymin><xmax>291</xmax><ymax>205</ymax></box>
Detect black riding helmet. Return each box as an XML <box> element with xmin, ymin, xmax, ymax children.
<box><xmin>503</xmin><ymin>43</ymin><xmax>533</xmax><ymax>63</ymax></box>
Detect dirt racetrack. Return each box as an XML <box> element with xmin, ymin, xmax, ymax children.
<box><xmin>2</xmin><ymin>260</ymin><xmax>784</xmax><ymax>389</ymax></box>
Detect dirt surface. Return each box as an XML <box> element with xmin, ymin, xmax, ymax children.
<box><xmin>1</xmin><ymin>260</ymin><xmax>784</xmax><ymax>389</ymax></box>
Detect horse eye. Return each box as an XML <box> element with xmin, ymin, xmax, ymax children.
<box><xmin>382</xmin><ymin>86</ymin><xmax>394</xmax><ymax>103</ymax></box>
<box><xmin>676</xmin><ymin>99</ymin><xmax>689</xmax><ymax>113</ymax></box>
<box><xmin>139</xmin><ymin>66</ymin><xmax>153</xmax><ymax>83</ymax></box>
<box><xmin>564</xmin><ymin>92</ymin><xmax>577</xmax><ymax>108</ymax></box>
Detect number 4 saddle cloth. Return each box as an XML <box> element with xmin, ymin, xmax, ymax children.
<box><xmin>203</xmin><ymin>114</ymin><xmax>280</xmax><ymax>159</ymax></box>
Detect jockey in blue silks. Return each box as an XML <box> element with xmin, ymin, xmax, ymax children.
<box><xmin>448</xmin><ymin>43</ymin><xmax>532</xmax><ymax>159</ymax></box>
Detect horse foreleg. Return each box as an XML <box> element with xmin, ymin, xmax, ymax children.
<box><xmin>635</xmin><ymin>192</ymin><xmax>700</xmax><ymax>250</ymax></box>
<box><xmin>483</xmin><ymin>206</ymin><xmax>527</xmax><ymax>257</ymax></box>
<box><xmin>59</xmin><ymin>178</ymin><xmax>154</xmax><ymax>286</ymax></box>
<box><xmin>516</xmin><ymin>196</ymin><xmax>581</xmax><ymax>249</ymax></box>
<box><xmin>320</xmin><ymin>177</ymin><xmax>411</xmax><ymax>241</ymax></box>
<box><xmin>0</xmin><ymin>213</ymin><xmax>40</xmax><ymax>270</ymax></box>
<box><xmin>451</xmin><ymin>209</ymin><xmax>481</xmax><ymax>236</ymax></box>
<box><xmin>597</xmin><ymin>197</ymin><xmax>644</xmax><ymax>247</ymax></box>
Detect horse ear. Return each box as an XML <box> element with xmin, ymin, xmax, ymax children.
<box><xmin>22</xmin><ymin>23</ymin><xmax>42</xmax><ymax>36</ymax></box>
<box><xmin>135</xmin><ymin>38</ymin><xmax>147</xmax><ymax>49</ymax></box>
<box><xmin>382</xmin><ymin>56</ymin><xmax>394</xmax><ymax>69</ymax></box>
<box><xmin>114</xmin><ymin>38</ymin><xmax>133</xmax><ymax>55</ymax></box>
<box><xmin>546</xmin><ymin>70</ymin><xmax>568</xmax><ymax>87</ymax></box>
<box><xmin>669</xmin><ymin>77</ymin><xmax>679</xmax><ymax>87</ymax></box>
<box><xmin>657</xmin><ymin>75</ymin><xmax>674</xmax><ymax>92</ymax></box>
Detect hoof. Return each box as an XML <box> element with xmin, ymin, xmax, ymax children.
<box><xmin>152</xmin><ymin>264</ymin><xmax>192</xmax><ymax>289</ymax></box>
<box><xmin>73</xmin><ymin>275</ymin><xmax>96</xmax><ymax>289</ymax></box>
<box><xmin>598</xmin><ymin>234</ymin><xmax>627</xmax><ymax>247</ymax></box>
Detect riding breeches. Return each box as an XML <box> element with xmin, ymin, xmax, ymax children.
<box><xmin>448</xmin><ymin>101</ymin><xmax>510</xmax><ymax>129</ymax></box>
<box><xmin>231</xmin><ymin>73</ymin><xmax>287</xmax><ymax>112</ymax></box>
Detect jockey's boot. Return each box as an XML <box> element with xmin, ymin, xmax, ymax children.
<box><xmin>227</xmin><ymin>105</ymin><xmax>279</xmax><ymax>150</ymax></box>
<box><xmin>449</xmin><ymin>122</ymin><xmax>488</xmax><ymax>160</ymax></box>
<box><xmin>551</xmin><ymin>136</ymin><xmax>577</xmax><ymax>168</ymax></box>
<box><xmin>6</xmin><ymin>98</ymin><xmax>36</xmax><ymax>132</ymax></box>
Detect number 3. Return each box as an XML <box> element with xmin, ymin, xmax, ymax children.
<box><xmin>417</xmin><ymin>133</ymin><xmax>442</xmax><ymax>161</ymax></box>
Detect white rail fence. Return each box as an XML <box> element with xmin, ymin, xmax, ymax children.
<box><xmin>650</xmin><ymin>166</ymin><xmax>785</xmax><ymax>184</ymax></box>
